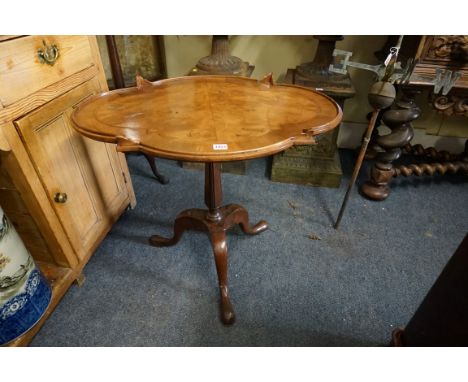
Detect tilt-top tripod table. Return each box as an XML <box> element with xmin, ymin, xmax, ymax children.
<box><xmin>71</xmin><ymin>74</ymin><xmax>342</xmax><ymax>324</ymax></box>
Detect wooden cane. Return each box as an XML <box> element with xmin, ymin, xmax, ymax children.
<box><xmin>334</xmin><ymin>109</ymin><xmax>380</xmax><ymax>229</ymax></box>
<box><xmin>334</xmin><ymin>78</ymin><xmax>397</xmax><ymax>229</ymax></box>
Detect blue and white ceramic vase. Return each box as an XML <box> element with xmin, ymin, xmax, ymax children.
<box><xmin>0</xmin><ymin>206</ymin><xmax>51</xmax><ymax>345</ymax></box>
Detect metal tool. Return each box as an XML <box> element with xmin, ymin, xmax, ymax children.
<box><xmin>330</xmin><ymin>49</ymin><xmax>404</xmax><ymax>80</ymax></box>
<box><xmin>329</xmin><ymin>35</ymin><xmax>407</xmax><ymax>84</ymax></box>
<box><xmin>330</xmin><ymin>41</ymin><xmax>461</xmax><ymax>94</ymax></box>
<box><xmin>433</xmin><ymin>69</ymin><xmax>462</xmax><ymax>95</ymax></box>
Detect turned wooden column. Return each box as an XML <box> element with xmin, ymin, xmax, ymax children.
<box><xmin>189</xmin><ymin>35</ymin><xmax>253</xmax><ymax>77</ymax></box>
<box><xmin>296</xmin><ymin>35</ymin><xmax>344</xmax><ymax>77</ymax></box>
<box><xmin>363</xmin><ymin>35</ymin><xmax>468</xmax><ymax>199</ymax></box>
<box><xmin>105</xmin><ymin>36</ymin><xmax>125</xmax><ymax>89</ymax></box>
<box><xmin>204</xmin><ymin>163</ymin><xmax>223</xmax><ymax>222</ymax></box>
<box><xmin>360</xmin><ymin>87</ymin><xmax>421</xmax><ymax>200</ymax></box>
<box><xmin>197</xmin><ymin>35</ymin><xmax>243</xmax><ymax>74</ymax></box>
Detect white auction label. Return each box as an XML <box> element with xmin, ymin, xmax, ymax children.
<box><xmin>213</xmin><ymin>144</ymin><xmax>228</xmax><ymax>150</ymax></box>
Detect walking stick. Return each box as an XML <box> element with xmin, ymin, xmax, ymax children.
<box><xmin>334</xmin><ymin>79</ymin><xmax>397</xmax><ymax>229</ymax></box>
<box><xmin>334</xmin><ymin>108</ymin><xmax>380</xmax><ymax>229</ymax></box>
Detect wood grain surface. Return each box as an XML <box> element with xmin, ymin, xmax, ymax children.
<box><xmin>0</xmin><ymin>35</ymin><xmax>94</xmax><ymax>107</ymax></box>
<box><xmin>72</xmin><ymin>75</ymin><xmax>342</xmax><ymax>162</ymax></box>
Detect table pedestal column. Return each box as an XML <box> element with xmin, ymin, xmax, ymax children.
<box><xmin>149</xmin><ymin>162</ymin><xmax>268</xmax><ymax>325</ymax></box>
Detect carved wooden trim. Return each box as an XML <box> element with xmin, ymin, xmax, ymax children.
<box><xmin>424</xmin><ymin>36</ymin><xmax>468</xmax><ymax>63</ymax></box>
<box><xmin>431</xmin><ymin>93</ymin><xmax>468</xmax><ymax>117</ymax></box>
<box><xmin>411</xmin><ymin>35</ymin><xmax>468</xmax><ymax>89</ymax></box>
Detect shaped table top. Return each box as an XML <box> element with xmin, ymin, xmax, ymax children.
<box><xmin>72</xmin><ymin>75</ymin><xmax>342</xmax><ymax>162</ymax></box>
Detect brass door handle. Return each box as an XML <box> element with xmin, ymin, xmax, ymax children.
<box><xmin>54</xmin><ymin>192</ymin><xmax>68</xmax><ymax>203</ymax></box>
<box><xmin>38</xmin><ymin>40</ymin><xmax>60</xmax><ymax>66</ymax></box>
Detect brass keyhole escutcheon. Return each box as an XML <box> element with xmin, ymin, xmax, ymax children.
<box><xmin>54</xmin><ymin>192</ymin><xmax>68</xmax><ymax>204</ymax></box>
<box><xmin>38</xmin><ymin>40</ymin><xmax>60</xmax><ymax>66</ymax></box>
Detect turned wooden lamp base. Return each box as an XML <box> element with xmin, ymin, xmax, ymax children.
<box><xmin>149</xmin><ymin>162</ymin><xmax>268</xmax><ymax>325</ymax></box>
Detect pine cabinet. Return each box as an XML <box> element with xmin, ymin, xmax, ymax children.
<box><xmin>0</xmin><ymin>35</ymin><xmax>136</xmax><ymax>345</ymax></box>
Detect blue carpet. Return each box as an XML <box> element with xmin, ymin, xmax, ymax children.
<box><xmin>30</xmin><ymin>150</ymin><xmax>468</xmax><ymax>346</ymax></box>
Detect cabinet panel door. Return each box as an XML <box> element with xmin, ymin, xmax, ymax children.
<box><xmin>74</xmin><ymin>122</ymin><xmax>127</xmax><ymax>213</ymax></box>
<box><xmin>14</xmin><ymin>79</ymin><xmax>129</xmax><ymax>259</ymax></box>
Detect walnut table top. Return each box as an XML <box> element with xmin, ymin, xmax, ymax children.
<box><xmin>72</xmin><ymin>75</ymin><xmax>342</xmax><ymax>162</ymax></box>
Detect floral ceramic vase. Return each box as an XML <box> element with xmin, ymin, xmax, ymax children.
<box><xmin>0</xmin><ymin>206</ymin><xmax>51</xmax><ymax>345</ymax></box>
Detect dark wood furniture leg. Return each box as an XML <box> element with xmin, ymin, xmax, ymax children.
<box><xmin>149</xmin><ymin>162</ymin><xmax>268</xmax><ymax>324</ymax></box>
<box><xmin>143</xmin><ymin>153</ymin><xmax>169</xmax><ymax>184</ymax></box>
<box><xmin>105</xmin><ymin>35</ymin><xmax>125</xmax><ymax>89</ymax></box>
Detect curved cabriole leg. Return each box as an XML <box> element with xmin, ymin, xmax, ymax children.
<box><xmin>209</xmin><ymin>230</ymin><xmax>235</xmax><ymax>325</ymax></box>
<box><xmin>143</xmin><ymin>153</ymin><xmax>169</xmax><ymax>185</ymax></box>
<box><xmin>228</xmin><ymin>204</ymin><xmax>268</xmax><ymax>235</ymax></box>
<box><xmin>149</xmin><ymin>210</ymin><xmax>206</xmax><ymax>247</ymax></box>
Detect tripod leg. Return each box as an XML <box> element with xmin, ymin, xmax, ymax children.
<box><xmin>144</xmin><ymin>154</ymin><xmax>169</xmax><ymax>184</ymax></box>
<box><xmin>209</xmin><ymin>230</ymin><xmax>235</xmax><ymax>325</ymax></box>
